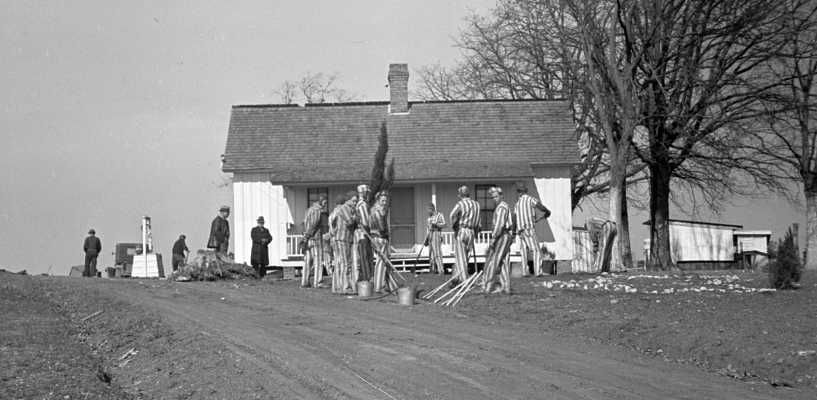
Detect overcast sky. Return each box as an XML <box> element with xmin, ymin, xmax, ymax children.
<box><xmin>0</xmin><ymin>0</ymin><xmax>803</xmax><ymax>274</ymax></box>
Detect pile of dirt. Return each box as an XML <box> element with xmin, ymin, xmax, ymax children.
<box><xmin>171</xmin><ymin>250</ymin><xmax>256</xmax><ymax>281</ymax></box>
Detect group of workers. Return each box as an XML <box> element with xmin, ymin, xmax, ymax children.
<box><xmin>299</xmin><ymin>182</ymin><xmax>552</xmax><ymax>296</ymax></box>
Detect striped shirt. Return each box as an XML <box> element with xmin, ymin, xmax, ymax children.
<box><xmin>515</xmin><ymin>193</ymin><xmax>543</xmax><ymax>230</ymax></box>
<box><xmin>426</xmin><ymin>211</ymin><xmax>445</xmax><ymax>233</ymax></box>
<box><xmin>369</xmin><ymin>204</ymin><xmax>389</xmax><ymax>237</ymax></box>
<box><xmin>355</xmin><ymin>199</ymin><xmax>370</xmax><ymax>232</ymax></box>
<box><xmin>491</xmin><ymin>201</ymin><xmax>512</xmax><ymax>238</ymax></box>
<box><xmin>329</xmin><ymin>204</ymin><xmax>355</xmax><ymax>242</ymax></box>
<box><xmin>450</xmin><ymin>198</ymin><xmax>481</xmax><ymax>230</ymax></box>
<box><xmin>304</xmin><ymin>203</ymin><xmax>323</xmax><ymax>239</ymax></box>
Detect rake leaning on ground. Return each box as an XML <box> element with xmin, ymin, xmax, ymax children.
<box><xmin>362</xmin><ymin>232</ymin><xmax>407</xmax><ymax>289</ymax></box>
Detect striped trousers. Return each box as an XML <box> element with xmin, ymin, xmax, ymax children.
<box><xmin>332</xmin><ymin>240</ymin><xmax>352</xmax><ymax>293</ymax></box>
<box><xmin>371</xmin><ymin>237</ymin><xmax>396</xmax><ymax>293</ymax></box>
<box><xmin>453</xmin><ymin>228</ymin><xmax>475</xmax><ymax>282</ymax></box>
<box><xmin>483</xmin><ymin>233</ymin><xmax>513</xmax><ymax>293</ymax></box>
<box><xmin>428</xmin><ymin>230</ymin><xmax>444</xmax><ymax>274</ymax></box>
<box><xmin>302</xmin><ymin>238</ymin><xmax>323</xmax><ymax>287</ymax></box>
<box><xmin>323</xmin><ymin>238</ymin><xmax>334</xmax><ymax>277</ymax></box>
<box><xmin>353</xmin><ymin>232</ymin><xmax>373</xmax><ymax>283</ymax></box>
<box><xmin>518</xmin><ymin>228</ymin><xmax>544</xmax><ymax>276</ymax></box>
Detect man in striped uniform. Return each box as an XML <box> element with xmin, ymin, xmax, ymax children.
<box><xmin>449</xmin><ymin>185</ymin><xmax>480</xmax><ymax>284</ymax></box>
<box><xmin>514</xmin><ymin>182</ymin><xmax>552</xmax><ymax>276</ymax></box>
<box><xmin>370</xmin><ymin>191</ymin><xmax>396</xmax><ymax>293</ymax></box>
<box><xmin>424</xmin><ymin>203</ymin><xmax>446</xmax><ymax>274</ymax></box>
<box><xmin>483</xmin><ymin>187</ymin><xmax>513</xmax><ymax>294</ymax></box>
<box><xmin>329</xmin><ymin>192</ymin><xmax>357</xmax><ymax>294</ymax></box>
<box><xmin>302</xmin><ymin>194</ymin><xmax>328</xmax><ymax>288</ymax></box>
<box><xmin>353</xmin><ymin>184</ymin><xmax>373</xmax><ymax>283</ymax></box>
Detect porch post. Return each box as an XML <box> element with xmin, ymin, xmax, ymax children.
<box><xmin>431</xmin><ymin>183</ymin><xmax>437</xmax><ymax>207</ymax></box>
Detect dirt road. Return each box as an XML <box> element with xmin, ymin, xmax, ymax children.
<box><xmin>67</xmin><ymin>278</ymin><xmax>801</xmax><ymax>400</ymax></box>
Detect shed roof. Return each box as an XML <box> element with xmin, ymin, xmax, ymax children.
<box><xmin>222</xmin><ymin>99</ymin><xmax>576</xmax><ymax>184</ymax></box>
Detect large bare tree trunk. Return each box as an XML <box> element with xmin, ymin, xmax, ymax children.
<box><xmin>608</xmin><ymin>169</ymin><xmax>633</xmax><ymax>271</ymax></box>
<box><xmin>806</xmin><ymin>187</ymin><xmax>817</xmax><ymax>270</ymax></box>
<box><xmin>648</xmin><ymin>164</ymin><xmax>675</xmax><ymax>270</ymax></box>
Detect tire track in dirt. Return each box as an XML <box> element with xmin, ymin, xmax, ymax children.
<box><xmin>100</xmin><ymin>280</ymin><xmax>803</xmax><ymax>399</ymax></box>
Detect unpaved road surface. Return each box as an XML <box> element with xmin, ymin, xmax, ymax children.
<box><xmin>67</xmin><ymin>277</ymin><xmax>806</xmax><ymax>400</ymax></box>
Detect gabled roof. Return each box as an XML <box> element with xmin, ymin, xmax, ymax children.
<box><xmin>222</xmin><ymin>99</ymin><xmax>576</xmax><ymax>184</ymax></box>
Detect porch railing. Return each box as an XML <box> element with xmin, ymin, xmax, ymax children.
<box><xmin>285</xmin><ymin>231</ymin><xmax>496</xmax><ymax>258</ymax></box>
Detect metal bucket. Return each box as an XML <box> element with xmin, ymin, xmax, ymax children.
<box><xmin>357</xmin><ymin>281</ymin><xmax>373</xmax><ymax>297</ymax></box>
<box><xmin>397</xmin><ymin>287</ymin><xmax>415</xmax><ymax>306</ymax></box>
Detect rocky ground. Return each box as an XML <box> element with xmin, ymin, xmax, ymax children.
<box><xmin>1</xmin><ymin>268</ymin><xmax>814</xmax><ymax>399</ymax></box>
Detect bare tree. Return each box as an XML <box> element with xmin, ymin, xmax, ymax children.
<box><xmin>743</xmin><ymin>0</ymin><xmax>817</xmax><ymax>269</ymax></box>
<box><xmin>415</xmin><ymin>0</ymin><xmax>644</xmax><ymax>270</ymax></box>
<box><xmin>274</xmin><ymin>72</ymin><xmax>356</xmax><ymax>104</ymax></box>
<box><xmin>625</xmin><ymin>0</ymin><xmax>789</xmax><ymax>269</ymax></box>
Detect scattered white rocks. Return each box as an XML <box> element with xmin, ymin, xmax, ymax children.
<box><xmin>542</xmin><ymin>273</ymin><xmax>770</xmax><ymax>295</ymax></box>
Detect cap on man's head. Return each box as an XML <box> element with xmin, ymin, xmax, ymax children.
<box><xmin>488</xmin><ymin>186</ymin><xmax>503</xmax><ymax>197</ymax></box>
<box><xmin>515</xmin><ymin>182</ymin><xmax>529</xmax><ymax>193</ymax></box>
<box><xmin>257</xmin><ymin>216</ymin><xmax>265</xmax><ymax>223</ymax></box>
<box><xmin>318</xmin><ymin>194</ymin><xmax>328</xmax><ymax>203</ymax></box>
<box><xmin>88</xmin><ymin>229</ymin><xmax>96</xmax><ymax>235</ymax></box>
<box><xmin>346</xmin><ymin>190</ymin><xmax>358</xmax><ymax>200</ymax></box>
<box><xmin>357</xmin><ymin>184</ymin><xmax>370</xmax><ymax>193</ymax></box>
<box><xmin>375</xmin><ymin>190</ymin><xmax>389</xmax><ymax>199</ymax></box>
<box><xmin>457</xmin><ymin>185</ymin><xmax>470</xmax><ymax>196</ymax></box>
<box><xmin>219</xmin><ymin>205</ymin><xmax>231</xmax><ymax>212</ymax></box>
<box><xmin>179</xmin><ymin>234</ymin><xmax>186</xmax><ymax>239</ymax></box>
<box><xmin>335</xmin><ymin>194</ymin><xmax>347</xmax><ymax>205</ymax></box>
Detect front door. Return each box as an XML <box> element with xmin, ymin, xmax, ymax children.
<box><xmin>390</xmin><ymin>187</ymin><xmax>415</xmax><ymax>249</ymax></box>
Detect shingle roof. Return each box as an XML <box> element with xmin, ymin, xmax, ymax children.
<box><xmin>222</xmin><ymin>99</ymin><xmax>576</xmax><ymax>183</ymax></box>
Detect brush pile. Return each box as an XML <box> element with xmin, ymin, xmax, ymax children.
<box><xmin>171</xmin><ymin>250</ymin><xmax>256</xmax><ymax>281</ymax></box>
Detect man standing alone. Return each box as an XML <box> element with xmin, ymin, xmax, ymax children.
<box><xmin>83</xmin><ymin>229</ymin><xmax>101</xmax><ymax>278</ymax></box>
<box><xmin>171</xmin><ymin>234</ymin><xmax>189</xmax><ymax>272</ymax></box>
<box><xmin>449</xmin><ymin>186</ymin><xmax>480</xmax><ymax>284</ymax></box>
<box><xmin>425</xmin><ymin>203</ymin><xmax>446</xmax><ymax>274</ymax></box>
<box><xmin>251</xmin><ymin>216</ymin><xmax>272</xmax><ymax>278</ymax></box>
<box><xmin>208</xmin><ymin>206</ymin><xmax>230</xmax><ymax>255</ymax></box>
<box><xmin>514</xmin><ymin>183</ymin><xmax>551</xmax><ymax>276</ymax></box>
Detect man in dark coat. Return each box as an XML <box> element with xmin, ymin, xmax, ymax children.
<box><xmin>171</xmin><ymin>234</ymin><xmax>189</xmax><ymax>272</ymax></box>
<box><xmin>208</xmin><ymin>206</ymin><xmax>230</xmax><ymax>254</ymax></box>
<box><xmin>83</xmin><ymin>229</ymin><xmax>102</xmax><ymax>277</ymax></box>
<box><xmin>251</xmin><ymin>216</ymin><xmax>272</xmax><ymax>277</ymax></box>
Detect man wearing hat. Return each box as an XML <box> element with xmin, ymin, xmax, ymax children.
<box><xmin>171</xmin><ymin>234</ymin><xmax>189</xmax><ymax>272</ymax></box>
<box><xmin>83</xmin><ymin>229</ymin><xmax>102</xmax><ymax>277</ymax></box>
<box><xmin>250</xmin><ymin>216</ymin><xmax>273</xmax><ymax>278</ymax></box>
<box><xmin>208</xmin><ymin>206</ymin><xmax>231</xmax><ymax>255</ymax></box>
<box><xmin>370</xmin><ymin>191</ymin><xmax>396</xmax><ymax>293</ymax></box>
<box><xmin>514</xmin><ymin>182</ymin><xmax>552</xmax><ymax>276</ymax></box>
<box><xmin>449</xmin><ymin>185</ymin><xmax>480</xmax><ymax>284</ymax></box>
<box><xmin>353</xmin><ymin>184</ymin><xmax>374</xmax><ymax>283</ymax></box>
<box><xmin>303</xmin><ymin>194</ymin><xmax>328</xmax><ymax>287</ymax></box>
<box><xmin>483</xmin><ymin>187</ymin><xmax>513</xmax><ymax>294</ymax></box>
<box><xmin>329</xmin><ymin>192</ymin><xmax>357</xmax><ymax>293</ymax></box>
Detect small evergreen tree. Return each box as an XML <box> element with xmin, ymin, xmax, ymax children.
<box><xmin>769</xmin><ymin>228</ymin><xmax>803</xmax><ymax>289</ymax></box>
<box><xmin>368</xmin><ymin>121</ymin><xmax>395</xmax><ymax>203</ymax></box>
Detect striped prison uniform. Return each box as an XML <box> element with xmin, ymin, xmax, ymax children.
<box><xmin>483</xmin><ymin>201</ymin><xmax>513</xmax><ymax>293</ymax></box>
<box><xmin>302</xmin><ymin>202</ymin><xmax>324</xmax><ymax>287</ymax></box>
<box><xmin>353</xmin><ymin>199</ymin><xmax>373</xmax><ymax>283</ymax></box>
<box><xmin>426</xmin><ymin>211</ymin><xmax>446</xmax><ymax>274</ymax></box>
<box><xmin>370</xmin><ymin>204</ymin><xmax>396</xmax><ymax>293</ymax></box>
<box><xmin>450</xmin><ymin>197</ymin><xmax>480</xmax><ymax>282</ymax></box>
<box><xmin>515</xmin><ymin>193</ymin><xmax>546</xmax><ymax>276</ymax></box>
<box><xmin>329</xmin><ymin>203</ymin><xmax>355</xmax><ymax>294</ymax></box>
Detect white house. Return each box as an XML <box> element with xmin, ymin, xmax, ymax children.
<box><xmin>221</xmin><ymin>64</ymin><xmax>577</xmax><ymax>268</ymax></box>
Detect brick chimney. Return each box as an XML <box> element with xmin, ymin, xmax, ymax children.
<box><xmin>388</xmin><ymin>63</ymin><xmax>409</xmax><ymax>113</ymax></box>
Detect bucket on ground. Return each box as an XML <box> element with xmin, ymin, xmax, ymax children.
<box><xmin>357</xmin><ymin>281</ymin><xmax>372</xmax><ymax>297</ymax></box>
<box><xmin>397</xmin><ymin>287</ymin><xmax>415</xmax><ymax>306</ymax></box>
